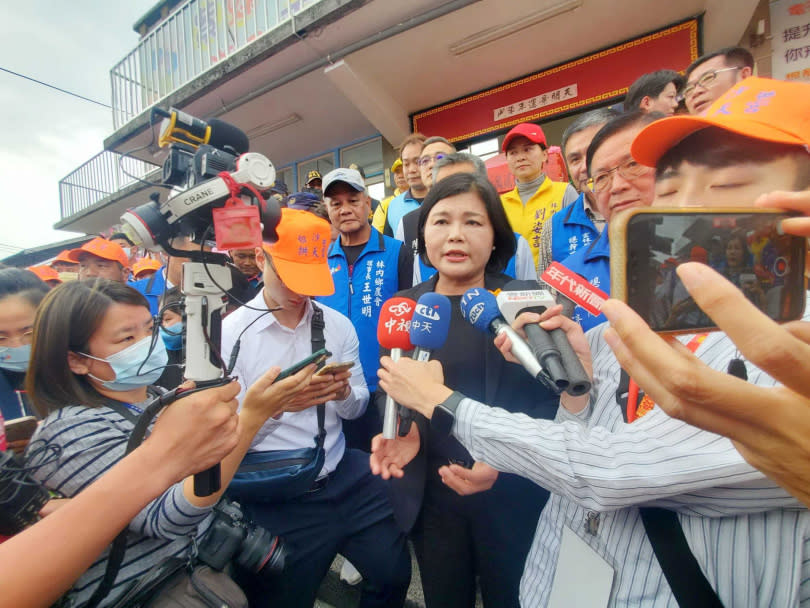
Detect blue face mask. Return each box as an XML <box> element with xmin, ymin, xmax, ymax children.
<box><xmin>82</xmin><ymin>335</ymin><xmax>168</xmax><ymax>392</ymax></box>
<box><xmin>160</xmin><ymin>323</ymin><xmax>184</xmax><ymax>351</ymax></box>
<box><xmin>0</xmin><ymin>344</ymin><xmax>31</xmax><ymax>372</ymax></box>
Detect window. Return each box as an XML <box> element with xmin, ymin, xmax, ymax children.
<box><xmin>340</xmin><ymin>138</ymin><xmax>383</xmax><ymax>179</ymax></box>
<box><xmin>275</xmin><ymin>166</ymin><xmax>294</xmax><ymax>193</ymax></box>
<box><xmin>297</xmin><ymin>154</ymin><xmax>334</xmax><ymax>190</ymax></box>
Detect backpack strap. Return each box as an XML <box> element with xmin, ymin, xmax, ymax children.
<box><xmin>615</xmin><ymin>371</ymin><xmax>724</xmax><ymax>607</ymax></box>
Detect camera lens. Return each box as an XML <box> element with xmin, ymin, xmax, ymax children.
<box><xmin>237</xmin><ymin>525</ymin><xmax>286</xmax><ymax>574</ymax></box>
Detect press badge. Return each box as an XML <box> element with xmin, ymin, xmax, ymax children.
<box><xmin>547</xmin><ymin>526</ymin><xmax>614</xmax><ymax>608</ymax></box>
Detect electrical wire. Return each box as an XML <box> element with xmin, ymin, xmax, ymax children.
<box><xmin>0</xmin><ymin>66</ymin><xmax>112</xmax><ymax>109</ymax></box>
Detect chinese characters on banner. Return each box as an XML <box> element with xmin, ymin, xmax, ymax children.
<box><xmin>493</xmin><ymin>85</ymin><xmax>579</xmax><ymax>121</ymax></box>
<box><xmin>771</xmin><ymin>0</ymin><xmax>810</xmax><ymax>81</ymax></box>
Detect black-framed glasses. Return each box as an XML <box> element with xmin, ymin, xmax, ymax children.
<box><xmin>678</xmin><ymin>67</ymin><xmax>741</xmax><ymax>102</ymax></box>
<box><xmin>591</xmin><ymin>159</ymin><xmax>649</xmax><ymax>193</ymax></box>
<box><xmin>417</xmin><ymin>153</ymin><xmax>446</xmax><ymax>167</ymax></box>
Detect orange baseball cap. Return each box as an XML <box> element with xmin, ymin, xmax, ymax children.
<box><xmin>502</xmin><ymin>123</ymin><xmax>547</xmax><ymax>152</ymax></box>
<box><xmin>27</xmin><ymin>265</ymin><xmax>62</xmax><ymax>284</ymax></box>
<box><xmin>66</xmin><ymin>237</ymin><xmax>129</xmax><ymax>267</ymax></box>
<box><xmin>51</xmin><ymin>249</ymin><xmax>77</xmax><ymax>266</ymax></box>
<box><xmin>262</xmin><ymin>208</ymin><xmax>334</xmax><ymax>296</ymax></box>
<box><xmin>132</xmin><ymin>258</ymin><xmax>162</xmax><ymax>278</ymax></box>
<box><xmin>632</xmin><ymin>77</ymin><xmax>810</xmax><ymax>167</ymax></box>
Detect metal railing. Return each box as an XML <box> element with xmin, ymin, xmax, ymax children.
<box><xmin>58</xmin><ymin>151</ymin><xmax>159</xmax><ymax>220</ymax></box>
<box><xmin>111</xmin><ymin>0</ymin><xmax>323</xmax><ymax>129</ymax></box>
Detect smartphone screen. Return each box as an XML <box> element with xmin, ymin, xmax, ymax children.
<box><xmin>619</xmin><ymin>210</ymin><xmax>806</xmax><ymax>332</ymax></box>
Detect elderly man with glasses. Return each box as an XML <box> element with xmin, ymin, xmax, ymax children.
<box><xmin>556</xmin><ymin>110</ymin><xmax>664</xmax><ymax>330</ymax></box>
<box><xmin>679</xmin><ymin>46</ymin><xmax>753</xmax><ymax>115</ymax></box>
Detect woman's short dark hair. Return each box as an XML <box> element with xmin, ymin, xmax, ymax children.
<box><xmin>657</xmin><ymin>127</ymin><xmax>810</xmax><ymax>191</ymax></box>
<box><xmin>26</xmin><ymin>279</ymin><xmax>150</xmax><ymax>416</ymax></box>
<box><xmin>416</xmin><ymin>173</ymin><xmax>516</xmax><ymax>275</ymax></box>
<box><xmin>0</xmin><ymin>268</ymin><xmax>49</xmax><ymax>308</ymax></box>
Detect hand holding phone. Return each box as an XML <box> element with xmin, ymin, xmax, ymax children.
<box><xmin>313</xmin><ymin>361</ymin><xmax>354</xmax><ymax>377</ymax></box>
<box><xmin>274</xmin><ymin>348</ymin><xmax>331</xmax><ymax>382</ymax></box>
<box><xmin>610</xmin><ymin>208</ymin><xmax>806</xmax><ymax>333</ymax></box>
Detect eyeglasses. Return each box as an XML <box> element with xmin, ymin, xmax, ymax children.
<box><xmin>678</xmin><ymin>67</ymin><xmax>741</xmax><ymax>101</ymax></box>
<box><xmin>417</xmin><ymin>153</ymin><xmax>446</xmax><ymax>168</ymax></box>
<box><xmin>591</xmin><ymin>158</ymin><xmax>649</xmax><ymax>193</ymax></box>
<box><xmin>0</xmin><ymin>331</ymin><xmax>34</xmax><ymax>352</ymax></box>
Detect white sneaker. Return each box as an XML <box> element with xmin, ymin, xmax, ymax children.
<box><xmin>339</xmin><ymin>559</ymin><xmax>363</xmax><ymax>585</ymax></box>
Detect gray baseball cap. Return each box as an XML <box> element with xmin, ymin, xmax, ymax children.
<box><xmin>322</xmin><ymin>168</ymin><xmax>365</xmax><ymax>196</ymax></box>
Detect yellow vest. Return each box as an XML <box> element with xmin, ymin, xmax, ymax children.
<box><xmin>501</xmin><ymin>177</ymin><xmax>570</xmax><ymax>266</ymax></box>
<box><xmin>372</xmin><ymin>189</ymin><xmax>403</xmax><ymax>232</ymax></box>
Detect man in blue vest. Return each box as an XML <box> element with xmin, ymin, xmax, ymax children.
<box><xmin>536</xmin><ymin>109</ymin><xmax>617</xmax><ymax>279</ymax></box>
<box><xmin>316</xmin><ymin>168</ymin><xmax>411</xmax><ymax>451</ymax></box>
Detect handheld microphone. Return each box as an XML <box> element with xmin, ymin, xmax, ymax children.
<box><xmin>377</xmin><ymin>297</ymin><xmax>416</xmax><ymax>439</ymax></box>
<box><xmin>394</xmin><ymin>293</ymin><xmax>452</xmax><ymax>436</ymax></box>
<box><xmin>410</xmin><ymin>293</ymin><xmax>452</xmax><ymax>361</ymax></box>
<box><xmin>498</xmin><ymin>280</ymin><xmax>591</xmax><ymax>396</ymax></box>
<box><xmin>497</xmin><ymin>282</ymin><xmax>568</xmax><ymax>392</ymax></box>
<box><xmin>459</xmin><ymin>288</ymin><xmax>547</xmax><ymax>385</ymax></box>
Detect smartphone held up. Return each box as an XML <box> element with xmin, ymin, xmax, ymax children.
<box><xmin>610</xmin><ymin>208</ymin><xmax>806</xmax><ymax>333</ymax></box>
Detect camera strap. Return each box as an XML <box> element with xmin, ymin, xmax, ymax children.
<box><xmin>86</xmin><ymin>306</ymin><xmax>328</xmax><ymax>608</ymax></box>
<box><xmin>85</xmin><ymin>390</ymin><xmax>186</xmax><ymax>608</ymax></box>
<box><xmin>616</xmin><ymin>367</ymin><xmax>724</xmax><ymax>608</ymax></box>
<box><xmin>310</xmin><ymin>303</ymin><xmax>327</xmax><ymax>447</ymax></box>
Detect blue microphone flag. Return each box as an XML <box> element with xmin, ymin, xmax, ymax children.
<box><xmin>409</xmin><ymin>292</ymin><xmax>451</xmax><ymax>350</ymax></box>
<box><xmin>459</xmin><ymin>288</ymin><xmax>500</xmax><ymax>332</ymax></box>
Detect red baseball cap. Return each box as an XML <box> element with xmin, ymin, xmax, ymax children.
<box><xmin>262</xmin><ymin>208</ymin><xmax>334</xmax><ymax>296</ymax></box>
<box><xmin>502</xmin><ymin>123</ymin><xmax>547</xmax><ymax>152</ymax></box>
<box><xmin>66</xmin><ymin>238</ymin><xmax>129</xmax><ymax>267</ymax></box>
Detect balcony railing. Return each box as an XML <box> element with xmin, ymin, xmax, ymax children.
<box><xmin>59</xmin><ymin>151</ymin><xmax>159</xmax><ymax>220</ymax></box>
<box><xmin>111</xmin><ymin>0</ymin><xmax>323</xmax><ymax>129</ymax></box>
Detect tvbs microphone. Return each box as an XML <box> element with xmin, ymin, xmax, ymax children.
<box><xmin>459</xmin><ymin>287</ymin><xmax>546</xmax><ymax>384</ymax></box>
<box><xmin>395</xmin><ymin>293</ymin><xmax>452</xmax><ymax>436</ymax></box>
<box><xmin>377</xmin><ymin>297</ymin><xmax>416</xmax><ymax>439</ymax></box>
<box><xmin>498</xmin><ymin>280</ymin><xmax>591</xmax><ymax>396</ymax></box>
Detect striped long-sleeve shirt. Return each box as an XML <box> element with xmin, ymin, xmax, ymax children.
<box><xmin>453</xmin><ymin>319</ymin><xmax>810</xmax><ymax>607</ymax></box>
<box><xmin>25</xmin><ymin>403</ymin><xmax>214</xmax><ymax>607</ymax></box>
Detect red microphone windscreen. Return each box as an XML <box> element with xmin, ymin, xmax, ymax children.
<box><xmin>377</xmin><ymin>297</ymin><xmax>416</xmax><ymax>350</ymax></box>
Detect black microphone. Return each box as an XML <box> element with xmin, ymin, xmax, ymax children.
<box><xmin>207</xmin><ymin>118</ymin><xmax>250</xmax><ymax>155</ymax></box>
<box><xmin>498</xmin><ymin>279</ymin><xmax>591</xmax><ymax>396</ymax></box>
<box><xmin>497</xmin><ymin>281</ymin><xmax>568</xmax><ymax>392</ymax></box>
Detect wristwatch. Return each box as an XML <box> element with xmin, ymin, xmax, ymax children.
<box><xmin>431</xmin><ymin>391</ymin><xmax>466</xmax><ymax>436</ymax></box>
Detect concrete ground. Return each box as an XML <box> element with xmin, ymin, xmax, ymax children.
<box><xmin>315</xmin><ymin>547</ymin><xmax>483</xmax><ymax>608</ymax></box>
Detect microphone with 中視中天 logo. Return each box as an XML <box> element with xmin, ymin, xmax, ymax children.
<box><xmin>377</xmin><ymin>297</ymin><xmax>416</xmax><ymax>439</ymax></box>
<box><xmin>392</xmin><ymin>293</ymin><xmax>452</xmax><ymax>436</ymax></box>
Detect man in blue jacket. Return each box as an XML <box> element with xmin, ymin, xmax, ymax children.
<box><xmin>316</xmin><ymin>168</ymin><xmax>411</xmax><ymax>451</ymax></box>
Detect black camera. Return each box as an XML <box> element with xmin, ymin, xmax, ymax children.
<box><xmin>197</xmin><ymin>499</ymin><xmax>286</xmax><ymax>574</ymax></box>
<box><xmin>0</xmin><ymin>450</ymin><xmax>50</xmax><ymax>535</ymax></box>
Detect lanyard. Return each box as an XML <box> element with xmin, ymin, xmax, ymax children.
<box><xmin>626</xmin><ymin>333</ymin><xmax>708</xmax><ymax>423</ymax></box>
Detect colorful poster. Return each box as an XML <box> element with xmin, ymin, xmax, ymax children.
<box><xmin>770</xmin><ymin>0</ymin><xmax>810</xmax><ymax>81</ymax></box>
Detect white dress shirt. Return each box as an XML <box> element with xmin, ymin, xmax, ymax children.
<box><xmin>222</xmin><ymin>292</ymin><xmax>369</xmax><ymax>476</ymax></box>
<box><xmin>452</xmin><ymin>299</ymin><xmax>810</xmax><ymax>607</ymax></box>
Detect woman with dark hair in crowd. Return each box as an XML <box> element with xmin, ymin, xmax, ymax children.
<box><xmin>156</xmin><ymin>286</ymin><xmax>185</xmax><ymax>390</ymax></box>
<box><xmin>0</xmin><ymin>268</ymin><xmax>49</xmax><ymax>431</ymax></box>
<box><xmin>23</xmin><ymin>279</ymin><xmax>320</xmax><ymax>607</ymax></box>
<box><xmin>371</xmin><ymin>172</ymin><xmax>559</xmax><ymax>608</ymax></box>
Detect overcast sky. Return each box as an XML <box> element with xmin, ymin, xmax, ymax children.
<box><xmin>0</xmin><ymin>0</ymin><xmax>156</xmax><ymax>260</ymax></box>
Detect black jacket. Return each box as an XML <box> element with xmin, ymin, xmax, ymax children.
<box><xmin>375</xmin><ymin>272</ymin><xmax>558</xmax><ymax>532</ymax></box>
